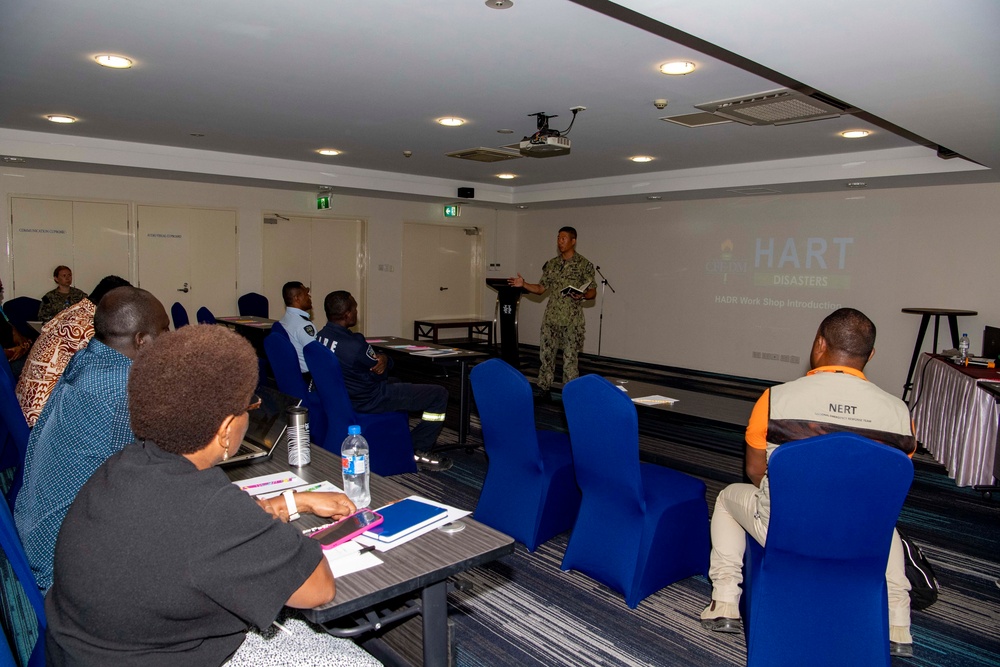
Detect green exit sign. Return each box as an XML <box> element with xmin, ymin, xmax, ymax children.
<box><xmin>444</xmin><ymin>204</ymin><xmax>461</xmax><ymax>217</ymax></box>
<box><xmin>317</xmin><ymin>195</ymin><xmax>331</xmax><ymax>210</ymax></box>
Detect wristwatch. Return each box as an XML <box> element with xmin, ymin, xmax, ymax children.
<box><xmin>282</xmin><ymin>490</ymin><xmax>300</xmax><ymax>521</ymax></box>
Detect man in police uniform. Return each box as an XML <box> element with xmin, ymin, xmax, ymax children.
<box><xmin>700</xmin><ymin>308</ymin><xmax>916</xmax><ymax>658</ymax></box>
<box><xmin>316</xmin><ymin>291</ymin><xmax>452</xmax><ymax>472</ymax></box>
<box><xmin>278</xmin><ymin>281</ymin><xmax>316</xmax><ymax>374</ymax></box>
<box><xmin>508</xmin><ymin>226</ymin><xmax>596</xmax><ymax>396</ymax></box>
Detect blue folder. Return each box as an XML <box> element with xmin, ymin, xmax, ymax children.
<box><xmin>364</xmin><ymin>498</ymin><xmax>448</xmax><ymax>543</ymax></box>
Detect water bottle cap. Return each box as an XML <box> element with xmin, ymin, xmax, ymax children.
<box><xmin>348</xmin><ymin>425</ymin><xmax>361</xmax><ymax>435</ymax></box>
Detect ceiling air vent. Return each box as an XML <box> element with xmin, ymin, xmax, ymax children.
<box><xmin>695</xmin><ymin>89</ymin><xmax>847</xmax><ymax>126</ymax></box>
<box><xmin>660</xmin><ymin>112</ymin><xmax>733</xmax><ymax>128</ymax></box>
<box><xmin>446</xmin><ymin>147</ymin><xmax>522</xmax><ymax>163</ymax></box>
<box><xmin>727</xmin><ymin>187</ymin><xmax>782</xmax><ymax>195</ymax></box>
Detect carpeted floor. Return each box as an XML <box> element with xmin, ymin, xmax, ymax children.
<box><xmin>379</xmin><ymin>348</ymin><xmax>1000</xmax><ymax>667</ymax></box>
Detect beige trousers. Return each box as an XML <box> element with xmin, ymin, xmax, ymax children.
<box><xmin>707</xmin><ymin>482</ymin><xmax>911</xmax><ymax>628</ymax></box>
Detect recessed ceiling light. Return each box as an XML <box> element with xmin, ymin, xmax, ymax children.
<box><xmin>659</xmin><ymin>61</ymin><xmax>696</xmax><ymax>75</ymax></box>
<box><xmin>497</xmin><ymin>173</ymin><xmax>516</xmax><ymax>180</ymax></box>
<box><xmin>46</xmin><ymin>114</ymin><xmax>77</xmax><ymax>124</ymax></box>
<box><xmin>846</xmin><ymin>181</ymin><xmax>867</xmax><ymax>188</ymax></box>
<box><xmin>841</xmin><ymin>130</ymin><xmax>871</xmax><ymax>139</ymax></box>
<box><xmin>646</xmin><ymin>195</ymin><xmax>662</xmax><ymax>200</ymax></box>
<box><xmin>317</xmin><ymin>149</ymin><xmax>341</xmax><ymax>156</ymax></box>
<box><xmin>94</xmin><ymin>54</ymin><xmax>133</xmax><ymax>69</ymax></box>
<box><xmin>485</xmin><ymin>0</ymin><xmax>514</xmax><ymax>8</ymax></box>
<box><xmin>516</xmin><ymin>205</ymin><xmax>529</xmax><ymax>209</ymax></box>
<box><xmin>437</xmin><ymin>117</ymin><xmax>466</xmax><ymax>127</ymax></box>
<box><xmin>630</xmin><ymin>155</ymin><xmax>654</xmax><ymax>163</ymax></box>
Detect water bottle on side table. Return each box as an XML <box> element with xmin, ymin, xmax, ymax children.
<box><xmin>341</xmin><ymin>425</ymin><xmax>370</xmax><ymax>508</ymax></box>
<box><xmin>959</xmin><ymin>333</ymin><xmax>970</xmax><ymax>360</ymax></box>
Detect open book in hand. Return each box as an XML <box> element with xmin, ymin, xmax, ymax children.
<box><xmin>559</xmin><ymin>280</ymin><xmax>591</xmax><ymax>297</ymax></box>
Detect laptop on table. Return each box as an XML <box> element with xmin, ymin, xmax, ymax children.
<box><xmin>216</xmin><ymin>385</ymin><xmax>301</xmax><ymax>467</ymax></box>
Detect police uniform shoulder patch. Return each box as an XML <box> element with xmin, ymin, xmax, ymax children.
<box><xmin>366</xmin><ymin>346</ymin><xmax>378</xmax><ymax>361</ymax></box>
<box><xmin>305</xmin><ymin>325</ymin><xmax>316</xmax><ymax>336</ymax></box>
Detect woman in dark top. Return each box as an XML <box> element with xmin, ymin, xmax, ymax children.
<box><xmin>45</xmin><ymin>324</ymin><xmax>381</xmax><ymax>666</ymax></box>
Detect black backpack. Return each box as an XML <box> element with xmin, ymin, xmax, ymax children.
<box><xmin>898</xmin><ymin>527</ymin><xmax>939</xmax><ymax>610</ymax></box>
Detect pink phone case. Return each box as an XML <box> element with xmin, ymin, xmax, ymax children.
<box><xmin>311</xmin><ymin>510</ymin><xmax>384</xmax><ymax>550</ymax></box>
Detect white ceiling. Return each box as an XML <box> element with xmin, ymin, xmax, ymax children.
<box><xmin>1</xmin><ymin>0</ymin><xmax>996</xmax><ymax>207</ymax></box>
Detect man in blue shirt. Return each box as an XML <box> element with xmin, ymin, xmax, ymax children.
<box><xmin>316</xmin><ymin>291</ymin><xmax>451</xmax><ymax>472</ymax></box>
<box><xmin>14</xmin><ymin>286</ymin><xmax>170</xmax><ymax>592</ymax></box>
<box><xmin>278</xmin><ymin>281</ymin><xmax>316</xmax><ymax>375</ymax></box>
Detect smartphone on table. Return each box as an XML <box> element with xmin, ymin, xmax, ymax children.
<box><xmin>309</xmin><ymin>509</ymin><xmax>383</xmax><ymax>550</ymax></box>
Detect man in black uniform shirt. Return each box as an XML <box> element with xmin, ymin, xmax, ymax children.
<box><xmin>316</xmin><ymin>291</ymin><xmax>452</xmax><ymax>472</ymax></box>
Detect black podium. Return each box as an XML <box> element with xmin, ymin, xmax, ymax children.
<box><xmin>487</xmin><ymin>278</ymin><xmax>525</xmax><ymax>368</ymax></box>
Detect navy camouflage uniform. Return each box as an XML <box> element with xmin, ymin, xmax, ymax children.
<box><xmin>536</xmin><ymin>252</ymin><xmax>595</xmax><ymax>391</ymax></box>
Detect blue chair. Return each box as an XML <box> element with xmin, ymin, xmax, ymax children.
<box><xmin>171</xmin><ymin>302</ymin><xmax>189</xmax><ymax>329</ymax></box>
<box><xmin>469</xmin><ymin>359</ymin><xmax>580</xmax><ymax>550</ymax></box>
<box><xmin>263</xmin><ymin>323</ymin><xmax>327</xmax><ymax>452</ymax></box>
<box><xmin>741</xmin><ymin>433</ymin><xmax>914</xmax><ymax>667</ymax></box>
<box><xmin>0</xmin><ymin>362</ymin><xmax>30</xmax><ymax>510</ymax></box>
<box><xmin>3</xmin><ymin>297</ymin><xmax>41</xmax><ymax>341</ymax></box>
<box><xmin>0</xmin><ymin>474</ymin><xmax>45</xmax><ymax>667</ymax></box>
<box><xmin>238</xmin><ymin>292</ymin><xmax>269</xmax><ymax>318</ymax></box>
<box><xmin>196</xmin><ymin>306</ymin><xmax>216</xmax><ymax>324</ymax></box>
<box><xmin>303</xmin><ymin>342</ymin><xmax>416</xmax><ymax>476</ymax></box>
<box><xmin>561</xmin><ymin>374</ymin><xmax>709</xmax><ymax>608</ymax></box>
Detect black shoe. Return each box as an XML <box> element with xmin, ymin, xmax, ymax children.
<box><xmin>890</xmin><ymin>641</ymin><xmax>914</xmax><ymax>658</ymax></box>
<box><xmin>414</xmin><ymin>451</ymin><xmax>453</xmax><ymax>472</ymax></box>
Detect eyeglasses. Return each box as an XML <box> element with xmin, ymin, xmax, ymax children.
<box><xmin>246</xmin><ymin>394</ymin><xmax>262</xmax><ymax>412</ymax></box>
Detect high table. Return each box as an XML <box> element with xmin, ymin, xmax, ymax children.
<box><xmin>368</xmin><ymin>336</ymin><xmax>489</xmax><ymax>448</ymax></box>
<box><xmin>901</xmin><ymin>307</ymin><xmax>977</xmax><ymax>401</ymax></box>
<box><xmin>909</xmin><ymin>353</ymin><xmax>1000</xmax><ymax>487</ymax></box>
<box><xmin>225</xmin><ymin>439</ymin><xmax>513</xmax><ymax>666</ymax></box>
<box><xmin>413</xmin><ymin>318</ymin><xmax>492</xmax><ymax>348</ymax></box>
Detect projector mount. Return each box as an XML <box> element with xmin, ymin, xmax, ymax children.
<box><xmin>522</xmin><ymin>107</ymin><xmax>584</xmax><ymax>144</ymax></box>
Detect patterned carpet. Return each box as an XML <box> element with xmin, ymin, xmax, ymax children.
<box><xmin>381</xmin><ymin>349</ymin><xmax>1000</xmax><ymax>667</ymax></box>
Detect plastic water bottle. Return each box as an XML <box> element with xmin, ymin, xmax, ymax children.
<box><xmin>959</xmin><ymin>333</ymin><xmax>970</xmax><ymax>360</ymax></box>
<box><xmin>341</xmin><ymin>425</ymin><xmax>370</xmax><ymax>508</ymax></box>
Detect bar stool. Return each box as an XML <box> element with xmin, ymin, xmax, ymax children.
<box><xmin>901</xmin><ymin>307</ymin><xmax>977</xmax><ymax>402</ymax></box>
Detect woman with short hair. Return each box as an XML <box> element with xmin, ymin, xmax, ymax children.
<box><xmin>45</xmin><ymin>324</ymin><xmax>380</xmax><ymax>666</ymax></box>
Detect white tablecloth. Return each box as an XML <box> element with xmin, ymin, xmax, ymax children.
<box><xmin>910</xmin><ymin>354</ymin><xmax>1000</xmax><ymax>487</ymax></box>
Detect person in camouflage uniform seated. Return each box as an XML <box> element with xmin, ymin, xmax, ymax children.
<box><xmin>509</xmin><ymin>226</ymin><xmax>596</xmax><ymax>394</ymax></box>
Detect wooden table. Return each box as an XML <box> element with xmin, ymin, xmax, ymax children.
<box><xmin>413</xmin><ymin>318</ymin><xmax>492</xmax><ymax>348</ymax></box>
<box><xmin>602</xmin><ymin>376</ymin><xmax>755</xmax><ymax>428</ymax></box>
<box><xmin>216</xmin><ymin>315</ymin><xmax>275</xmax><ymax>359</ymax></box>
<box><xmin>226</xmin><ymin>436</ymin><xmax>513</xmax><ymax>666</ymax></box>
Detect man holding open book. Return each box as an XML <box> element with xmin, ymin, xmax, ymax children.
<box><xmin>509</xmin><ymin>226</ymin><xmax>596</xmax><ymax>398</ymax></box>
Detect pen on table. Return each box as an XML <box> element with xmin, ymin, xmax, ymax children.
<box><xmin>240</xmin><ymin>476</ymin><xmax>295</xmax><ymax>491</ymax></box>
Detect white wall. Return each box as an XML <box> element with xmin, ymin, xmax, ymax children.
<box><xmin>512</xmin><ymin>183</ymin><xmax>1000</xmax><ymax>395</ymax></box>
<box><xmin>0</xmin><ymin>167</ymin><xmax>517</xmax><ymax>337</ymax></box>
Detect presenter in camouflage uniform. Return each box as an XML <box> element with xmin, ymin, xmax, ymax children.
<box><xmin>509</xmin><ymin>226</ymin><xmax>596</xmax><ymax>395</ymax></box>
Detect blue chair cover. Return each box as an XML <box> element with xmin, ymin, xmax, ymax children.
<box><xmin>263</xmin><ymin>323</ymin><xmax>327</xmax><ymax>453</ymax></box>
<box><xmin>0</xmin><ymin>365</ymin><xmax>30</xmax><ymax>510</ymax></box>
<box><xmin>561</xmin><ymin>374</ymin><xmax>709</xmax><ymax>608</ymax></box>
<box><xmin>170</xmin><ymin>302</ymin><xmax>189</xmax><ymax>329</ymax></box>
<box><xmin>304</xmin><ymin>342</ymin><xmax>416</xmax><ymax>476</ymax></box>
<box><xmin>195</xmin><ymin>306</ymin><xmax>216</xmax><ymax>325</ymax></box>
<box><xmin>0</xmin><ymin>477</ymin><xmax>45</xmax><ymax>667</ymax></box>
<box><xmin>741</xmin><ymin>432</ymin><xmax>914</xmax><ymax>667</ymax></box>
<box><xmin>470</xmin><ymin>359</ymin><xmax>580</xmax><ymax>550</ymax></box>
<box><xmin>238</xmin><ymin>292</ymin><xmax>269</xmax><ymax>318</ymax></box>
<box><xmin>3</xmin><ymin>297</ymin><xmax>41</xmax><ymax>341</ymax></box>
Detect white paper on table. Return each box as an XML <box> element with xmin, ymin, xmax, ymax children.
<box><xmin>258</xmin><ymin>479</ymin><xmax>343</xmax><ymax>500</ymax></box>
<box><xmin>632</xmin><ymin>394</ymin><xmax>678</xmax><ymax>405</ymax></box>
<box><xmin>322</xmin><ymin>540</ymin><xmax>383</xmax><ymax>577</ymax></box>
<box><xmin>354</xmin><ymin>495</ymin><xmax>471</xmax><ymax>552</ymax></box>
<box><xmin>233</xmin><ymin>472</ymin><xmax>308</xmax><ymax>497</ymax></box>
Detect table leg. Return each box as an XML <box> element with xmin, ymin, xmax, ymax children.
<box><xmin>422</xmin><ymin>581</ymin><xmax>449</xmax><ymax>667</ymax></box>
<box><xmin>458</xmin><ymin>359</ymin><xmax>470</xmax><ymax>446</ymax></box>
<box><xmin>903</xmin><ymin>314</ymin><xmax>931</xmax><ymax>402</ymax></box>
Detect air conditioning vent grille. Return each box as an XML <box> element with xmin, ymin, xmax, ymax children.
<box><xmin>696</xmin><ymin>89</ymin><xmax>846</xmax><ymax>126</ymax></box>
<box><xmin>446</xmin><ymin>147</ymin><xmax>522</xmax><ymax>162</ymax></box>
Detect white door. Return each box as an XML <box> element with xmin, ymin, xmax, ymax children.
<box><xmin>136</xmin><ymin>205</ymin><xmax>237</xmax><ymax>324</ymax></box>
<box><xmin>263</xmin><ymin>215</ymin><xmax>365</xmax><ymax>327</ymax></box>
<box><xmin>10</xmin><ymin>197</ymin><xmax>130</xmax><ymax>299</ymax></box>
<box><xmin>401</xmin><ymin>223</ymin><xmax>481</xmax><ymax>332</ymax></box>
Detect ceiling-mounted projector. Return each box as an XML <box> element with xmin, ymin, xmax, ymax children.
<box><xmin>519</xmin><ymin>108</ymin><xmax>584</xmax><ymax>158</ymax></box>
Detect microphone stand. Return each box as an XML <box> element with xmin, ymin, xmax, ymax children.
<box><xmin>595</xmin><ymin>265</ymin><xmax>615</xmax><ymax>357</ymax></box>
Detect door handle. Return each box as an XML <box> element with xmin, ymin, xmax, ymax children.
<box><xmin>177</xmin><ymin>282</ymin><xmax>190</xmax><ymax>293</ymax></box>
<box><xmin>439</xmin><ymin>287</ymin><xmax>449</xmax><ymax>291</ymax></box>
